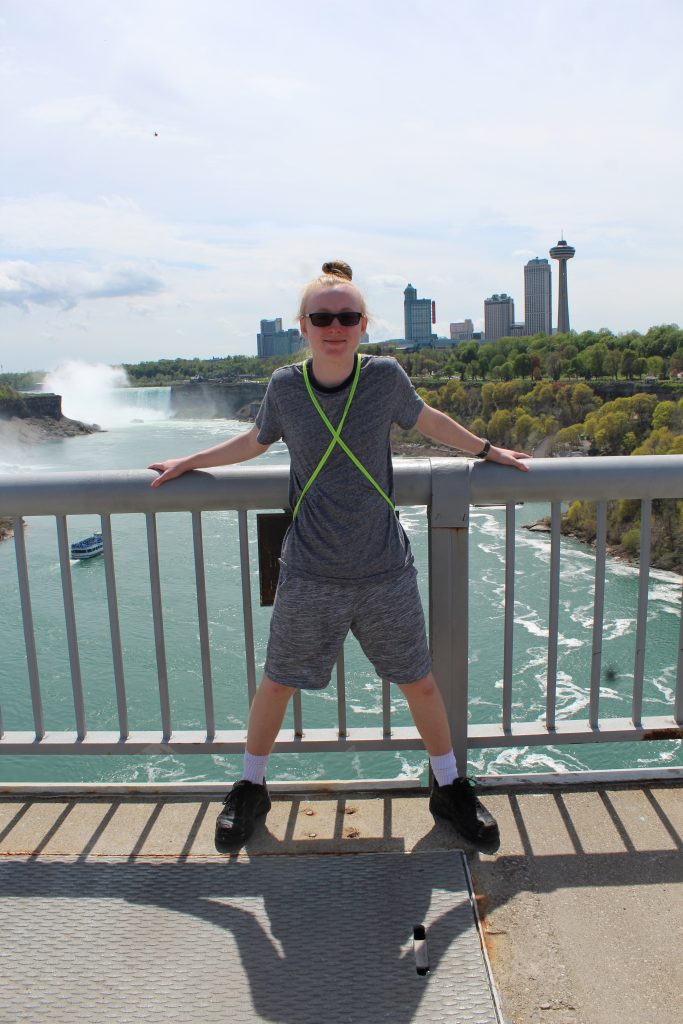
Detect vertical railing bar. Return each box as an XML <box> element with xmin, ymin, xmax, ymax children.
<box><xmin>336</xmin><ymin>647</ymin><xmax>347</xmax><ymax>737</ymax></box>
<box><xmin>192</xmin><ymin>511</ymin><xmax>215</xmax><ymax>739</ymax></box>
<box><xmin>589</xmin><ymin>501</ymin><xmax>608</xmax><ymax>728</ymax></box>
<box><xmin>56</xmin><ymin>515</ymin><xmax>86</xmax><ymax>741</ymax></box>
<box><xmin>546</xmin><ymin>501</ymin><xmax>561</xmax><ymax>731</ymax></box>
<box><xmin>502</xmin><ymin>503</ymin><xmax>515</xmax><ymax>732</ymax></box>
<box><xmin>146</xmin><ymin>512</ymin><xmax>172</xmax><ymax>741</ymax></box>
<box><xmin>382</xmin><ymin>678</ymin><xmax>392</xmax><ymax>737</ymax></box>
<box><xmin>675</xmin><ymin>570</ymin><xmax>683</xmax><ymax>725</ymax></box>
<box><xmin>429</xmin><ymin>514</ymin><xmax>470</xmax><ymax>778</ymax></box>
<box><xmin>293</xmin><ymin>689</ymin><xmax>303</xmax><ymax>737</ymax></box>
<box><xmin>632</xmin><ymin>499</ymin><xmax>651</xmax><ymax>726</ymax></box>
<box><xmin>238</xmin><ymin>511</ymin><xmax>257</xmax><ymax>705</ymax></box>
<box><xmin>100</xmin><ymin>514</ymin><xmax>129</xmax><ymax>739</ymax></box>
<box><xmin>12</xmin><ymin>517</ymin><xmax>44</xmax><ymax>739</ymax></box>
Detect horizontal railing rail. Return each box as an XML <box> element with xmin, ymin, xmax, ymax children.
<box><xmin>1</xmin><ymin>456</ymin><xmax>682</xmax><ymax>780</ymax></box>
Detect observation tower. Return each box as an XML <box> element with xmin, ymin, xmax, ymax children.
<box><xmin>549</xmin><ymin>237</ymin><xmax>575</xmax><ymax>333</ymax></box>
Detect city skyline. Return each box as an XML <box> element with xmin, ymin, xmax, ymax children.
<box><xmin>1</xmin><ymin>2</ymin><xmax>681</xmax><ymax>371</ymax></box>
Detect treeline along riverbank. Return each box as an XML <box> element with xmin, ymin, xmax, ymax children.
<box><xmin>408</xmin><ymin>378</ymin><xmax>683</xmax><ymax>573</ymax></box>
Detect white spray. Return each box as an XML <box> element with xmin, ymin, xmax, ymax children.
<box><xmin>42</xmin><ymin>361</ymin><xmax>169</xmax><ymax>428</ymax></box>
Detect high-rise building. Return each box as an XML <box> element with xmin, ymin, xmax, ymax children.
<box><xmin>524</xmin><ymin>258</ymin><xmax>552</xmax><ymax>336</ymax></box>
<box><xmin>484</xmin><ymin>294</ymin><xmax>514</xmax><ymax>341</ymax></box>
<box><xmin>257</xmin><ymin>318</ymin><xmax>303</xmax><ymax>357</ymax></box>
<box><xmin>450</xmin><ymin>319</ymin><xmax>474</xmax><ymax>343</ymax></box>
<box><xmin>404</xmin><ymin>284</ymin><xmax>435</xmax><ymax>347</ymax></box>
<box><xmin>549</xmin><ymin>238</ymin><xmax>576</xmax><ymax>333</ymax></box>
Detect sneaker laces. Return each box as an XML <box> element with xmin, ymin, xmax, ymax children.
<box><xmin>222</xmin><ymin>780</ymin><xmax>252</xmax><ymax>808</ymax></box>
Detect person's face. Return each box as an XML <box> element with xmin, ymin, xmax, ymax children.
<box><xmin>300</xmin><ymin>285</ymin><xmax>367</xmax><ymax>364</ymax></box>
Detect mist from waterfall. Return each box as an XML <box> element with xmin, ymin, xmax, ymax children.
<box><xmin>42</xmin><ymin>362</ymin><xmax>171</xmax><ymax>428</ymax></box>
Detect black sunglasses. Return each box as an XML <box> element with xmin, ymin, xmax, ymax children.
<box><xmin>305</xmin><ymin>311</ymin><xmax>364</xmax><ymax>327</ymax></box>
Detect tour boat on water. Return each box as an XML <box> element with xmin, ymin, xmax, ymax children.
<box><xmin>70</xmin><ymin>532</ymin><xmax>104</xmax><ymax>560</ymax></box>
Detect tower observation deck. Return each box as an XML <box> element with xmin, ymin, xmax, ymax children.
<box><xmin>549</xmin><ymin>238</ymin><xmax>575</xmax><ymax>334</ymax></box>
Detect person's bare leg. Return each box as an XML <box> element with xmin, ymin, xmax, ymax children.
<box><xmin>246</xmin><ymin>674</ymin><xmax>297</xmax><ymax>755</ymax></box>
<box><xmin>215</xmin><ymin>675</ymin><xmax>296</xmax><ymax>849</ymax></box>
<box><xmin>397</xmin><ymin>672</ymin><xmax>452</xmax><ymax>756</ymax></box>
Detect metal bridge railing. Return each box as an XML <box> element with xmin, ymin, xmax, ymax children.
<box><xmin>1</xmin><ymin>456</ymin><xmax>682</xmax><ymax>780</ymax></box>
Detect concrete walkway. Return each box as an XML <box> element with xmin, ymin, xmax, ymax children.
<box><xmin>1</xmin><ymin>780</ymin><xmax>681</xmax><ymax>1024</ymax></box>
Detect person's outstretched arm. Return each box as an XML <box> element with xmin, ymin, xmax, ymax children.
<box><xmin>415</xmin><ymin>404</ymin><xmax>530</xmax><ymax>471</ymax></box>
<box><xmin>149</xmin><ymin>424</ymin><xmax>270</xmax><ymax>487</ymax></box>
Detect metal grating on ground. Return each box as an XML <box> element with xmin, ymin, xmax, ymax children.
<box><xmin>0</xmin><ymin>852</ymin><xmax>501</xmax><ymax>1024</ymax></box>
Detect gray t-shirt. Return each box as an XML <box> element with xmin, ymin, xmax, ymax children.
<box><xmin>255</xmin><ymin>354</ymin><xmax>424</xmax><ymax>581</ymax></box>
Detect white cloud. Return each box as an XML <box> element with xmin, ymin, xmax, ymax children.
<box><xmin>0</xmin><ymin>260</ymin><xmax>165</xmax><ymax>311</ymax></box>
<box><xmin>370</xmin><ymin>275</ymin><xmax>408</xmax><ymax>290</ymax></box>
<box><xmin>1</xmin><ymin>0</ymin><xmax>682</xmax><ymax>370</ymax></box>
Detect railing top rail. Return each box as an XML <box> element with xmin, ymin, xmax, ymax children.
<box><xmin>0</xmin><ymin>460</ymin><xmax>433</xmax><ymax>516</ymax></box>
<box><xmin>471</xmin><ymin>454</ymin><xmax>683</xmax><ymax>504</ymax></box>
<box><xmin>2</xmin><ymin>455</ymin><xmax>683</xmax><ymax>517</ymax></box>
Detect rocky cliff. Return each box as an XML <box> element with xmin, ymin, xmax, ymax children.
<box><xmin>170</xmin><ymin>380</ymin><xmax>267</xmax><ymax>419</ymax></box>
<box><xmin>0</xmin><ymin>392</ymin><xmax>63</xmax><ymax>419</ymax></box>
<box><xmin>0</xmin><ymin>393</ymin><xmax>99</xmax><ymax>440</ymax></box>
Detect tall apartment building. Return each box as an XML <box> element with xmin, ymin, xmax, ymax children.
<box><xmin>257</xmin><ymin>318</ymin><xmax>303</xmax><ymax>358</ymax></box>
<box><xmin>450</xmin><ymin>319</ymin><xmax>474</xmax><ymax>343</ymax></box>
<box><xmin>484</xmin><ymin>294</ymin><xmax>514</xmax><ymax>341</ymax></box>
<box><xmin>524</xmin><ymin>258</ymin><xmax>552</xmax><ymax>336</ymax></box>
<box><xmin>404</xmin><ymin>284</ymin><xmax>435</xmax><ymax>347</ymax></box>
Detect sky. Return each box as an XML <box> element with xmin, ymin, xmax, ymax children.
<box><xmin>1</xmin><ymin>0</ymin><xmax>682</xmax><ymax>372</ymax></box>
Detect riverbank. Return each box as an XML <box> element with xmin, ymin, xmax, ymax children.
<box><xmin>391</xmin><ymin>440</ymin><xmax>456</xmax><ymax>458</ymax></box>
<box><xmin>0</xmin><ymin>415</ymin><xmax>99</xmax><ymax>444</ymax></box>
<box><xmin>523</xmin><ymin>515</ymin><xmax>683</xmax><ymax>576</ymax></box>
<box><xmin>0</xmin><ymin>516</ymin><xmax>15</xmax><ymax>542</ymax></box>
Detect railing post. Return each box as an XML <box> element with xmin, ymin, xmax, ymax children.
<box><xmin>428</xmin><ymin>459</ymin><xmax>472</xmax><ymax>778</ymax></box>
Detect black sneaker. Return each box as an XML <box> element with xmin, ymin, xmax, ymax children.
<box><xmin>429</xmin><ymin>777</ymin><xmax>499</xmax><ymax>846</ymax></box>
<box><xmin>215</xmin><ymin>780</ymin><xmax>271</xmax><ymax>851</ymax></box>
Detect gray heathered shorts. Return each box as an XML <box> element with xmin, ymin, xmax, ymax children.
<box><xmin>264</xmin><ymin>562</ymin><xmax>432</xmax><ymax>690</ymax></box>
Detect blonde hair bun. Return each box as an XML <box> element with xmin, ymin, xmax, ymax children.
<box><xmin>321</xmin><ymin>260</ymin><xmax>353</xmax><ymax>281</ymax></box>
<box><xmin>296</xmin><ymin>259</ymin><xmax>367</xmax><ymax>320</ymax></box>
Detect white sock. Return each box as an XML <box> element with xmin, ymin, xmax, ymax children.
<box><xmin>242</xmin><ymin>751</ymin><xmax>269</xmax><ymax>785</ymax></box>
<box><xmin>430</xmin><ymin>751</ymin><xmax>458</xmax><ymax>787</ymax></box>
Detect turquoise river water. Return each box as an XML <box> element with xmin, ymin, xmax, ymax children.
<box><xmin>1</xmin><ymin>380</ymin><xmax>681</xmax><ymax>784</ymax></box>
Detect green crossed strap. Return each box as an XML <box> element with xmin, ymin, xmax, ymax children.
<box><xmin>292</xmin><ymin>353</ymin><xmax>395</xmax><ymax>520</ymax></box>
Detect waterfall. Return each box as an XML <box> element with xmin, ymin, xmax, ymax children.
<box><xmin>42</xmin><ymin>362</ymin><xmax>171</xmax><ymax>427</ymax></box>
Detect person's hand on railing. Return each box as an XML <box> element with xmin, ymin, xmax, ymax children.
<box><xmin>148</xmin><ymin>458</ymin><xmax>194</xmax><ymax>488</ymax></box>
<box><xmin>484</xmin><ymin>445</ymin><xmax>531</xmax><ymax>471</ymax></box>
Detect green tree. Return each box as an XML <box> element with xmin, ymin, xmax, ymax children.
<box><xmin>652</xmin><ymin>401</ymin><xmax>679</xmax><ymax>432</ymax></box>
<box><xmin>570</xmin><ymin>383</ymin><xmax>601</xmax><ymax>423</ymax></box>
<box><xmin>604</xmin><ymin>350</ymin><xmax>620</xmax><ymax>379</ymax></box>
<box><xmin>584</xmin><ymin>409</ymin><xmax>630</xmax><ymax>453</ymax></box>
<box><xmin>513</xmin><ymin>352</ymin><xmax>532</xmax><ymax>379</ymax></box>
<box><xmin>488</xmin><ymin>409</ymin><xmax>515</xmax><ymax>447</ymax></box>
<box><xmin>513</xmin><ymin>412</ymin><xmax>544</xmax><ymax>449</ymax></box>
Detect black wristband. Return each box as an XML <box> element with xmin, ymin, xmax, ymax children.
<box><xmin>475</xmin><ymin>439</ymin><xmax>491</xmax><ymax>459</ymax></box>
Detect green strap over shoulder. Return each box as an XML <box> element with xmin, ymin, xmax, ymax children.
<box><xmin>292</xmin><ymin>353</ymin><xmax>395</xmax><ymax>520</ymax></box>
